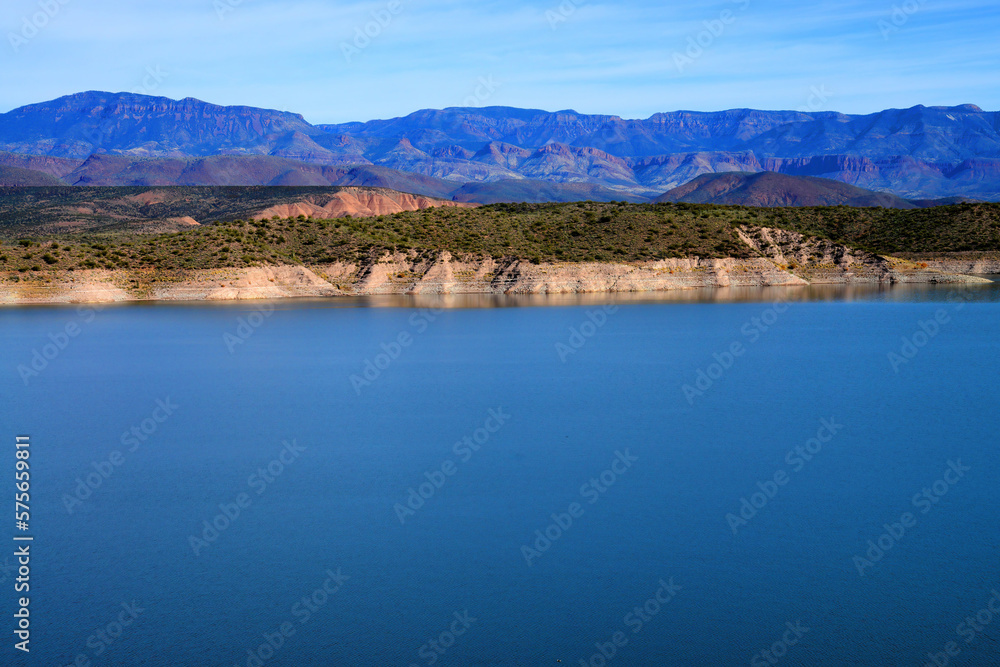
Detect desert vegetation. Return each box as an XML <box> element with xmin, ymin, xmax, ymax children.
<box><xmin>1</xmin><ymin>199</ymin><xmax>999</xmax><ymax>276</ymax></box>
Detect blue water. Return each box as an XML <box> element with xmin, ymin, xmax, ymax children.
<box><xmin>2</xmin><ymin>283</ymin><xmax>999</xmax><ymax>666</ymax></box>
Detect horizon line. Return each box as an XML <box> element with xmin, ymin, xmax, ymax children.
<box><xmin>0</xmin><ymin>91</ymin><xmax>992</xmax><ymax>126</ymax></box>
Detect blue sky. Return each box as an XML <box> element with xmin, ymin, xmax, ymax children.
<box><xmin>2</xmin><ymin>0</ymin><xmax>998</xmax><ymax>123</ymax></box>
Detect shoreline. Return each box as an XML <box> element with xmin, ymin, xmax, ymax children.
<box><xmin>1</xmin><ymin>254</ymin><xmax>993</xmax><ymax>306</ymax></box>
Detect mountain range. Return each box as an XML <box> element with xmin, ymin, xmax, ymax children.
<box><xmin>1</xmin><ymin>92</ymin><xmax>999</xmax><ymax>202</ymax></box>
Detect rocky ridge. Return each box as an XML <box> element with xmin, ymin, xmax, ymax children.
<box><xmin>2</xmin><ymin>228</ymin><xmax>989</xmax><ymax>305</ymax></box>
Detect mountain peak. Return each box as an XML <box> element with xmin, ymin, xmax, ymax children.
<box><xmin>10</xmin><ymin>91</ymin><xmax>308</xmax><ymax>124</ymax></box>
<box><xmin>928</xmin><ymin>103</ymin><xmax>984</xmax><ymax>113</ymax></box>
<box><xmin>1</xmin><ymin>92</ymin><xmax>320</xmax><ymax>159</ymax></box>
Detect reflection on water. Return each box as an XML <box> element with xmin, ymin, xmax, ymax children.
<box><xmin>375</xmin><ymin>279</ymin><xmax>1000</xmax><ymax>309</ymax></box>
<box><xmin>180</xmin><ymin>278</ymin><xmax>1000</xmax><ymax>310</ymax></box>
<box><xmin>10</xmin><ymin>276</ymin><xmax>999</xmax><ymax>312</ymax></box>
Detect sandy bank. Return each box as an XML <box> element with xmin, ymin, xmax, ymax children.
<box><xmin>1</xmin><ymin>251</ymin><xmax>989</xmax><ymax>305</ymax></box>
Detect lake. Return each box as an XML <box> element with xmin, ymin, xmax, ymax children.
<box><xmin>2</xmin><ymin>281</ymin><xmax>999</xmax><ymax>666</ymax></box>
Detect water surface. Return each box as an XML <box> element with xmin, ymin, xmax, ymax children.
<box><xmin>2</xmin><ymin>282</ymin><xmax>999</xmax><ymax>666</ymax></box>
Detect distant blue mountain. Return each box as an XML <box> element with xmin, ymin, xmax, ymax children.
<box><xmin>1</xmin><ymin>93</ymin><xmax>998</xmax><ymax>200</ymax></box>
<box><xmin>318</xmin><ymin>103</ymin><xmax>1000</xmax><ymax>160</ymax></box>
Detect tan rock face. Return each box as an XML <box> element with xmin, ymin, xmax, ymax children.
<box><xmin>195</xmin><ymin>266</ymin><xmax>333</xmax><ymax>301</ymax></box>
<box><xmin>736</xmin><ymin>225</ymin><xmax>895</xmax><ymax>283</ymax></box>
<box><xmin>253</xmin><ymin>187</ymin><xmax>476</xmax><ymax>220</ymax></box>
<box><xmin>921</xmin><ymin>259</ymin><xmax>1000</xmax><ymax>275</ymax></box>
<box><xmin>0</xmin><ymin>270</ymin><xmax>132</xmax><ymax>304</ymax></box>
<box><xmin>125</xmin><ymin>191</ymin><xmax>172</xmax><ymax>206</ymax></box>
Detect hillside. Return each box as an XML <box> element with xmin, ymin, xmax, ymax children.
<box><xmin>0</xmin><ymin>201</ymin><xmax>751</xmax><ymax>274</ymax></box>
<box><xmin>0</xmin><ymin>151</ymin><xmax>82</xmax><ymax>178</ymax></box>
<box><xmin>0</xmin><ymin>165</ymin><xmax>66</xmax><ymax>186</ymax></box>
<box><xmin>450</xmin><ymin>180</ymin><xmax>647</xmax><ymax>204</ymax></box>
<box><xmin>0</xmin><ymin>186</ymin><xmax>472</xmax><ymax>236</ymax></box>
<box><xmin>656</xmin><ymin>172</ymin><xmax>916</xmax><ymax>208</ymax></box>
<box><xmin>2</xmin><ymin>198</ymin><xmax>999</xmax><ymax>273</ymax></box>
<box><xmin>734</xmin><ymin>201</ymin><xmax>1000</xmax><ymax>256</ymax></box>
<box><xmin>2</xmin><ymin>199</ymin><xmax>997</xmax><ymax>305</ymax></box>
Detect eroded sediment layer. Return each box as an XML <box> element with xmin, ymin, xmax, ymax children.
<box><xmin>1</xmin><ymin>247</ymin><xmax>989</xmax><ymax>305</ymax></box>
<box><xmin>920</xmin><ymin>259</ymin><xmax>1000</xmax><ymax>275</ymax></box>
